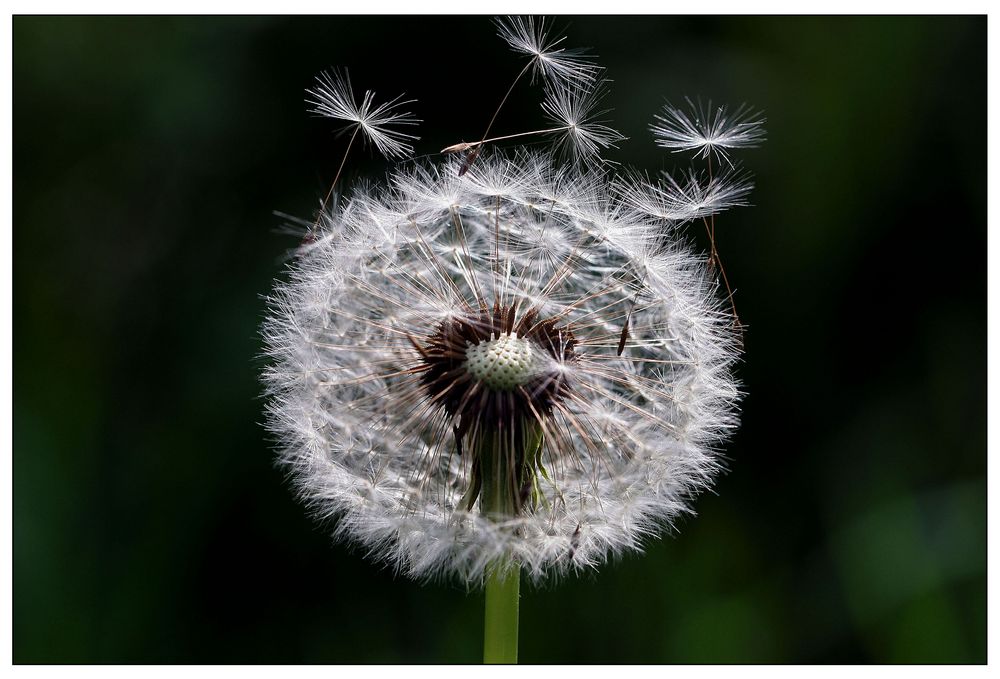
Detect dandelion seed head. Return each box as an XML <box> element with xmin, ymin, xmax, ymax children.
<box><xmin>263</xmin><ymin>151</ymin><xmax>742</xmax><ymax>583</ymax></box>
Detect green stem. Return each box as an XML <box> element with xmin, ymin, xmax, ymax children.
<box><xmin>477</xmin><ymin>428</ymin><xmax>522</xmax><ymax>664</ymax></box>
<box><xmin>483</xmin><ymin>558</ymin><xmax>520</xmax><ymax>664</ymax></box>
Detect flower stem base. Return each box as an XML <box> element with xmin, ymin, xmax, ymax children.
<box><xmin>483</xmin><ymin>559</ymin><xmax>520</xmax><ymax>664</ymax></box>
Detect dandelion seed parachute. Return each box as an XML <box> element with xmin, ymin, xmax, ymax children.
<box><xmin>307</xmin><ymin>68</ymin><xmax>421</xmax><ymax>159</ymax></box>
<box><xmin>651</xmin><ymin>98</ymin><xmax>766</xmax><ymax>167</ymax></box>
<box><xmin>262</xmin><ymin>150</ymin><xmax>742</xmax><ymax>583</ymax></box>
<box><xmin>541</xmin><ymin>82</ymin><xmax>626</xmax><ymax>164</ymax></box>
<box><xmin>495</xmin><ymin>16</ymin><xmax>600</xmax><ymax>87</ymax></box>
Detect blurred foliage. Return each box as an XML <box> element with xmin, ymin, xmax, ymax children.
<box><xmin>13</xmin><ymin>16</ymin><xmax>985</xmax><ymax>663</ymax></box>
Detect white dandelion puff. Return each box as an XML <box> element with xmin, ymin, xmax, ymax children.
<box><xmin>262</xmin><ymin>151</ymin><xmax>742</xmax><ymax>583</ymax></box>
<box><xmin>541</xmin><ymin>82</ymin><xmax>626</xmax><ymax>164</ymax></box>
<box><xmin>651</xmin><ymin>98</ymin><xmax>766</xmax><ymax>167</ymax></box>
<box><xmin>495</xmin><ymin>16</ymin><xmax>601</xmax><ymax>87</ymax></box>
<box><xmin>307</xmin><ymin>68</ymin><xmax>421</xmax><ymax>160</ymax></box>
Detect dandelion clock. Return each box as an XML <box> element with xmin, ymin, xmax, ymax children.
<box><xmin>262</xmin><ymin>16</ymin><xmax>764</xmax><ymax>663</ymax></box>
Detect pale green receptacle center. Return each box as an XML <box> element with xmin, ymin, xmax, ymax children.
<box><xmin>464</xmin><ymin>333</ymin><xmax>537</xmax><ymax>390</ymax></box>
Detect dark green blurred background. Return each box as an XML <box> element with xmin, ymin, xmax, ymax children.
<box><xmin>13</xmin><ymin>15</ymin><xmax>986</xmax><ymax>663</ymax></box>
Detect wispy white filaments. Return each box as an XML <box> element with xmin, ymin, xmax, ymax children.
<box><xmin>495</xmin><ymin>16</ymin><xmax>600</xmax><ymax>87</ymax></box>
<box><xmin>451</xmin><ymin>17</ymin><xmax>600</xmax><ymax>178</ymax></box>
<box><xmin>651</xmin><ymin>98</ymin><xmax>766</xmax><ymax>167</ymax></box>
<box><xmin>542</xmin><ymin>83</ymin><xmax>625</xmax><ymax>163</ymax></box>
<box><xmin>616</xmin><ymin>167</ymin><xmax>754</xmax><ymax>224</ymax></box>
<box><xmin>307</xmin><ymin>68</ymin><xmax>421</xmax><ymax>160</ymax></box>
<box><xmin>441</xmin><ymin>84</ymin><xmax>623</xmax><ymax>166</ymax></box>
<box><xmin>263</xmin><ymin>152</ymin><xmax>742</xmax><ymax>583</ymax></box>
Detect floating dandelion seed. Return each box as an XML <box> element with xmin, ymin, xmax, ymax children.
<box><xmin>305</xmin><ymin>68</ymin><xmax>420</xmax><ymax>236</ymax></box>
<box><xmin>307</xmin><ymin>68</ymin><xmax>420</xmax><ymax>160</ymax></box>
<box><xmin>495</xmin><ymin>16</ymin><xmax>600</xmax><ymax>87</ymax></box>
<box><xmin>651</xmin><ymin>98</ymin><xmax>766</xmax><ymax>167</ymax></box>
<box><xmin>541</xmin><ymin>82</ymin><xmax>625</xmax><ymax>164</ymax></box>
<box><xmin>262</xmin><ymin>151</ymin><xmax>742</xmax><ymax>583</ymax></box>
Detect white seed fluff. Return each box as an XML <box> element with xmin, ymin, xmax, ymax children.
<box><xmin>262</xmin><ymin>151</ymin><xmax>742</xmax><ymax>584</ymax></box>
<box><xmin>651</xmin><ymin>98</ymin><xmax>766</xmax><ymax>168</ymax></box>
<box><xmin>307</xmin><ymin>68</ymin><xmax>421</xmax><ymax>160</ymax></box>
